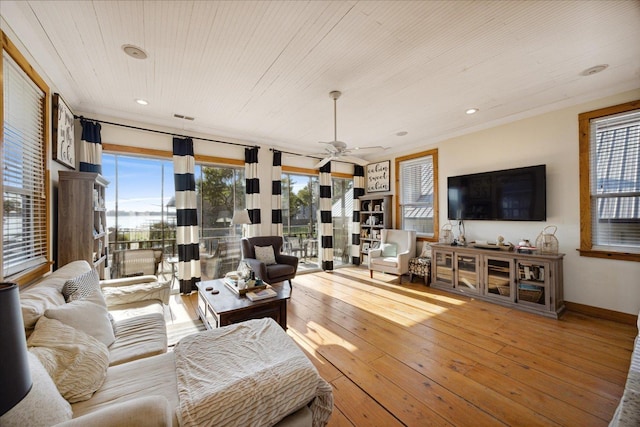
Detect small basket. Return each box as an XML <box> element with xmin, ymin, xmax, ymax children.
<box><xmin>497</xmin><ymin>285</ymin><xmax>511</xmax><ymax>297</ymax></box>
<box><xmin>535</xmin><ymin>225</ymin><xmax>559</xmax><ymax>255</ymax></box>
<box><xmin>518</xmin><ymin>286</ymin><xmax>543</xmax><ymax>303</ymax></box>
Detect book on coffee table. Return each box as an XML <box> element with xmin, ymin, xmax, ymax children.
<box><xmin>246</xmin><ymin>287</ymin><xmax>277</xmax><ymax>301</ymax></box>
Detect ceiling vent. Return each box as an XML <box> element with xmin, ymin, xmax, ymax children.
<box><xmin>173</xmin><ymin>114</ymin><xmax>194</xmax><ymax>121</ymax></box>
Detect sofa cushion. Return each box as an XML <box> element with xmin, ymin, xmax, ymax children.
<box><xmin>108</xmin><ymin>299</ymin><xmax>165</xmax><ymax>322</ymax></box>
<box><xmin>70</xmin><ymin>353</ymin><xmax>179</xmax><ymax>424</ymax></box>
<box><xmin>20</xmin><ymin>260</ymin><xmax>93</xmax><ymax>334</ymax></box>
<box><xmin>62</xmin><ymin>268</ymin><xmax>101</xmax><ymax>303</ymax></box>
<box><xmin>101</xmin><ymin>280</ymin><xmax>169</xmax><ymax>307</ymax></box>
<box><xmin>109</xmin><ymin>314</ymin><xmax>167</xmax><ymax>366</ymax></box>
<box><xmin>45</xmin><ymin>299</ymin><xmax>116</xmax><ymax>347</ymax></box>
<box><xmin>0</xmin><ymin>351</ymin><xmax>73</xmax><ymax>427</ymax></box>
<box><xmin>28</xmin><ymin>317</ymin><xmax>109</xmax><ymax>403</ymax></box>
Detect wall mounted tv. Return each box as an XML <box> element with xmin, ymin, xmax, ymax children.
<box><xmin>447</xmin><ymin>165</ymin><xmax>546</xmax><ymax>221</ymax></box>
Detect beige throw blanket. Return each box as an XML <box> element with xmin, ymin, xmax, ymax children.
<box><xmin>174</xmin><ymin>318</ymin><xmax>333</xmax><ymax>427</ymax></box>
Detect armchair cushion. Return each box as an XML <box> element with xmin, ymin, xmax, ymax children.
<box><xmin>381</xmin><ymin>242</ymin><xmax>397</xmax><ymax>257</ymax></box>
<box><xmin>255</xmin><ymin>245</ymin><xmax>277</xmax><ymax>265</ymax></box>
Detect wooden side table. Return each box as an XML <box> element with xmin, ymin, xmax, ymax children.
<box><xmin>408</xmin><ymin>257</ymin><xmax>431</xmax><ymax>285</ymax></box>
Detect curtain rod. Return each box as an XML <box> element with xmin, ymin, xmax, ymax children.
<box><xmin>269</xmin><ymin>147</ymin><xmax>322</xmax><ymax>161</ymax></box>
<box><xmin>76</xmin><ymin>115</ymin><xmax>260</xmax><ymax>150</ymax></box>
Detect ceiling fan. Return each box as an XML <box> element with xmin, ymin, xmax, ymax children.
<box><xmin>314</xmin><ymin>90</ymin><xmax>384</xmax><ymax>168</ymax></box>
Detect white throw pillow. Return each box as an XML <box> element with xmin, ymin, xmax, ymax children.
<box><xmin>420</xmin><ymin>243</ymin><xmax>432</xmax><ymax>258</ymax></box>
<box><xmin>0</xmin><ymin>352</ymin><xmax>72</xmax><ymax>427</ymax></box>
<box><xmin>45</xmin><ymin>299</ymin><xmax>116</xmax><ymax>347</ymax></box>
<box><xmin>381</xmin><ymin>243</ymin><xmax>397</xmax><ymax>257</ymax></box>
<box><xmin>28</xmin><ymin>317</ymin><xmax>109</xmax><ymax>403</ymax></box>
<box><xmin>255</xmin><ymin>245</ymin><xmax>277</xmax><ymax>265</ymax></box>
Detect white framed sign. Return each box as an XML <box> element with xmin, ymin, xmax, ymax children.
<box><xmin>53</xmin><ymin>93</ymin><xmax>75</xmax><ymax>169</ymax></box>
<box><xmin>366</xmin><ymin>160</ymin><xmax>390</xmax><ymax>193</ymax></box>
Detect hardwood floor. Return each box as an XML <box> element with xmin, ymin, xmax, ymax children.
<box><xmin>170</xmin><ymin>267</ymin><xmax>636</xmax><ymax>426</ymax></box>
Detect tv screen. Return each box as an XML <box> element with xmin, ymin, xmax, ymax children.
<box><xmin>447</xmin><ymin>165</ymin><xmax>546</xmax><ymax>221</ymax></box>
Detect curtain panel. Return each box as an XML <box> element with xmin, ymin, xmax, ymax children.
<box><xmin>79</xmin><ymin>119</ymin><xmax>103</xmax><ymax>173</ymax></box>
<box><xmin>319</xmin><ymin>162</ymin><xmax>333</xmax><ymax>271</ymax></box>
<box><xmin>351</xmin><ymin>165</ymin><xmax>365</xmax><ymax>265</ymax></box>
<box><xmin>173</xmin><ymin>137</ymin><xmax>201</xmax><ymax>294</ymax></box>
<box><xmin>271</xmin><ymin>150</ymin><xmax>283</xmax><ymax>236</ymax></box>
<box><xmin>245</xmin><ymin>147</ymin><xmax>261</xmax><ymax>237</ymax></box>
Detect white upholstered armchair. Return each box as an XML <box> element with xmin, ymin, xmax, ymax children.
<box><xmin>368</xmin><ymin>229</ymin><xmax>416</xmax><ymax>282</ymax></box>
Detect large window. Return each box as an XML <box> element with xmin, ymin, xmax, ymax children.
<box><xmin>579</xmin><ymin>101</ymin><xmax>640</xmax><ymax>262</ymax></box>
<box><xmin>1</xmin><ymin>33</ymin><xmax>50</xmax><ymax>284</ymax></box>
<box><xmin>396</xmin><ymin>149</ymin><xmax>439</xmax><ymax>239</ymax></box>
<box><xmin>103</xmin><ymin>152</ymin><xmax>245</xmax><ymax>278</ymax></box>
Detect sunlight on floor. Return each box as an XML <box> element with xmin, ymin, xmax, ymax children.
<box><xmin>297</xmin><ymin>267</ymin><xmax>470</xmax><ymax>329</ymax></box>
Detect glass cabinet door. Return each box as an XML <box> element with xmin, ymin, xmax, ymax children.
<box><xmin>434</xmin><ymin>250</ymin><xmax>454</xmax><ymax>287</ymax></box>
<box><xmin>516</xmin><ymin>261</ymin><xmax>548</xmax><ymax>307</ymax></box>
<box><xmin>485</xmin><ymin>257</ymin><xmax>513</xmax><ymax>301</ymax></box>
<box><xmin>455</xmin><ymin>254</ymin><xmax>479</xmax><ymax>293</ymax></box>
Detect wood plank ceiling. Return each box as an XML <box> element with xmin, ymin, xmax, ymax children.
<box><xmin>2</xmin><ymin>0</ymin><xmax>639</xmax><ymax>158</ymax></box>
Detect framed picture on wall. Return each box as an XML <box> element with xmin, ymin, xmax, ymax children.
<box><xmin>52</xmin><ymin>93</ymin><xmax>75</xmax><ymax>169</ymax></box>
<box><xmin>366</xmin><ymin>160</ymin><xmax>390</xmax><ymax>192</ymax></box>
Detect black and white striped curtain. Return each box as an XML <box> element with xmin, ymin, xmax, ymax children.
<box><xmin>351</xmin><ymin>165</ymin><xmax>365</xmax><ymax>265</ymax></box>
<box><xmin>173</xmin><ymin>137</ymin><xmax>201</xmax><ymax>294</ymax></box>
<box><xmin>245</xmin><ymin>147</ymin><xmax>261</xmax><ymax>237</ymax></box>
<box><xmin>271</xmin><ymin>150</ymin><xmax>283</xmax><ymax>236</ymax></box>
<box><xmin>79</xmin><ymin>119</ymin><xmax>102</xmax><ymax>173</ymax></box>
<box><xmin>319</xmin><ymin>162</ymin><xmax>333</xmax><ymax>271</ymax></box>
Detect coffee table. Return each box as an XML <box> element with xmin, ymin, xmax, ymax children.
<box><xmin>196</xmin><ymin>279</ymin><xmax>290</xmax><ymax>330</ymax></box>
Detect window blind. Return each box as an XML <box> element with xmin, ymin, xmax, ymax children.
<box><xmin>590</xmin><ymin>109</ymin><xmax>640</xmax><ymax>252</ymax></box>
<box><xmin>399</xmin><ymin>155</ymin><xmax>434</xmax><ymax>236</ymax></box>
<box><xmin>2</xmin><ymin>52</ymin><xmax>48</xmax><ymax>276</ymax></box>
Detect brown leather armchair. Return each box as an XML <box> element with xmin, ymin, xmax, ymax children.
<box><xmin>240</xmin><ymin>236</ymin><xmax>298</xmax><ymax>287</ymax></box>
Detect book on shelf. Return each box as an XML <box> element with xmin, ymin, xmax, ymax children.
<box><xmin>246</xmin><ymin>287</ymin><xmax>277</xmax><ymax>301</ymax></box>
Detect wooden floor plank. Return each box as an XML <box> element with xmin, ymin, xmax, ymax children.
<box><xmin>331</xmin><ymin>376</ymin><xmax>404</xmax><ymax>426</ymax></box>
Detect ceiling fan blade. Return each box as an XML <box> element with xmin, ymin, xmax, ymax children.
<box><xmin>314</xmin><ymin>157</ymin><xmax>332</xmax><ymax>168</ymax></box>
<box><xmin>350</xmin><ymin>145</ymin><xmax>387</xmax><ymax>152</ymax></box>
<box><xmin>338</xmin><ymin>155</ymin><xmax>370</xmax><ymax>166</ymax></box>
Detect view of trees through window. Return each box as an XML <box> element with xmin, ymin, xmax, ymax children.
<box><xmin>281</xmin><ymin>173</ymin><xmax>353</xmax><ymax>267</ymax></box>
<box><xmin>103</xmin><ymin>153</ymin><xmax>245</xmax><ymax>279</ymax></box>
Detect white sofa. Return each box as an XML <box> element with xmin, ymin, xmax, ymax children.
<box><xmin>4</xmin><ymin>260</ymin><xmax>330</xmax><ymax>427</ymax></box>
<box><xmin>609</xmin><ymin>311</ymin><xmax>640</xmax><ymax>426</ymax></box>
<box><xmin>20</xmin><ymin>260</ymin><xmax>168</xmax><ymax>366</ymax></box>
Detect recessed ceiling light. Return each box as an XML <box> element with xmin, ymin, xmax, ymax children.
<box><xmin>465</xmin><ymin>108</ymin><xmax>479</xmax><ymax>115</ymax></box>
<box><xmin>396</xmin><ymin>131</ymin><xmax>408</xmax><ymax>136</ymax></box>
<box><xmin>580</xmin><ymin>64</ymin><xmax>609</xmax><ymax>76</ymax></box>
<box><xmin>135</xmin><ymin>99</ymin><xmax>148</xmax><ymax>105</ymax></box>
<box><xmin>122</xmin><ymin>44</ymin><xmax>148</xmax><ymax>60</ymax></box>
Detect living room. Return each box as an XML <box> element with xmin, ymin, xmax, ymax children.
<box><xmin>1</xmin><ymin>1</ymin><xmax>639</xmax><ymax>426</ymax></box>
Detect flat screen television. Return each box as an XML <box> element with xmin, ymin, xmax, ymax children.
<box><xmin>447</xmin><ymin>165</ymin><xmax>546</xmax><ymax>221</ymax></box>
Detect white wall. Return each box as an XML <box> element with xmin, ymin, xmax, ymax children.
<box><xmin>382</xmin><ymin>90</ymin><xmax>640</xmax><ymax>315</ymax></box>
